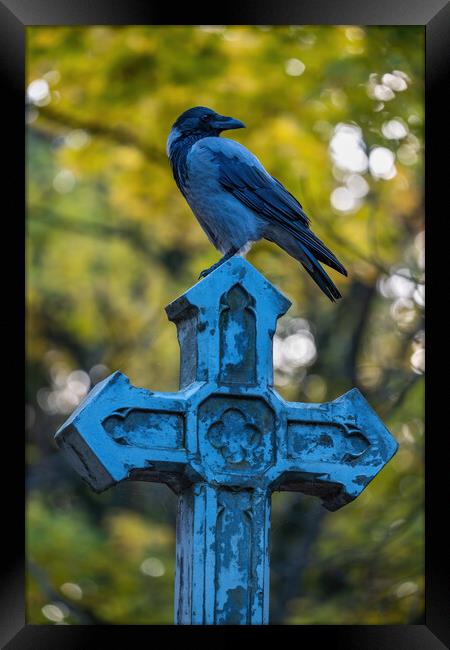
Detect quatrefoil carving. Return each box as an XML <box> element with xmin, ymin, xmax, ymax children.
<box><xmin>206</xmin><ymin>408</ymin><xmax>262</xmax><ymax>465</ymax></box>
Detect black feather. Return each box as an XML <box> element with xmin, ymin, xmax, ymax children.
<box><xmin>213</xmin><ymin>150</ymin><xmax>347</xmax><ymax>280</ymax></box>
<box><xmin>301</xmin><ymin>246</ymin><xmax>342</xmax><ymax>302</ymax></box>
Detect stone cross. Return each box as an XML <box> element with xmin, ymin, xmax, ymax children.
<box><xmin>55</xmin><ymin>257</ymin><xmax>398</xmax><ymax>625</ymax></box>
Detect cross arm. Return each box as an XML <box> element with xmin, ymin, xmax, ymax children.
<box><xmin>271</xmin><ymin>388</ymin><xmax>398</xmax><ymax>511</ymax></box>
<box><xmin>55</xmin><ymin>371</ymin><xmax>195</xmax><ymax>493</ymax></box>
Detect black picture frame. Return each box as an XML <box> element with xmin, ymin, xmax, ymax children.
<box><xmin>4</xmin><ymin>0</ymin><xmax>447</xmax><ymax>647</ymax></box>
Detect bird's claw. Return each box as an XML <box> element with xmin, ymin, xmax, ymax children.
<box><xmin>198</xmin><ymin>251</ymin><xmax>237</xmax><ymax>279</ymax></box>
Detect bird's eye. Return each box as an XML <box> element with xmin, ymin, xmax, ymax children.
<box><xmin>201</xmin><ymin>114</ymin><xmax>211</xmax><ymax>122</ymax></box>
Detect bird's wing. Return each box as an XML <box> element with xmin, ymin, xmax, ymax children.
<box><xmin>192</xmin><ymin>138</ymin><xmax>346</xmax><ymax>276</ymax></box>
<box><xmin>196</xmin><ymin>138</ymin><xmax>310</xmax><ymax>225</ymax></box>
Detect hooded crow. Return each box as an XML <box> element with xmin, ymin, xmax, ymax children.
<box><xmin>167</xmin><ymin>106</ymin><xmax>347</xmax><ymax>301</ymax></box>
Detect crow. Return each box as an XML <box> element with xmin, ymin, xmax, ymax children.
<box><xmin>167</xmin><ymin>106</ymin><xmax>347</xmax><ymax>301</ymax></box>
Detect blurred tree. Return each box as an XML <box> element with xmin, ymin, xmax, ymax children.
<box><xmin>26</xmin><ymin>25</ymin><xmax>424</xmax><ymax>624</ymax></box>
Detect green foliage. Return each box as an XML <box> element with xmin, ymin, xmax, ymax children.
<box><xmin>26</xmin><ymin>26</ymin><xmax>424</xmax><ymax>625</ymax></box>
<box><xmin>27</xmin><ymin>494</ymin><xmax>175</xmax><ymax>624</ymax></box>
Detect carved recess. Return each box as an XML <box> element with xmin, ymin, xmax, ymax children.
<box><xmin>198</xmin><ymin>396</ymin><xmax>275</xmax><ymax>474</ymax></box>
<box><xmin>214</xmin><ymin>489</ymin><xmax>253</xmax><ymax>624</ymax></box>
<box><xmin>207</xmin><ymin>408</ymin><xmax>263</xmax><ymax>465</ymax></box>
<box><xmin>219</xmin><ymin>284</ymin><xmax>256</xmax><ymax>386</ymax></box>
<box><xmin>287</xmin><ymin>419</ymin><xmax>370</xmax><ymax>464</ymax></box>
<box><xmin>103</xmin><ymin>407</ymin><xmax>184</xmax><ymax>450</ymax></box>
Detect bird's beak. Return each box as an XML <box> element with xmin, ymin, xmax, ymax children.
<box><xmin>212</xmin><ymin>114</ymin><xmax>245</xmax><ymax>131</ymax></box>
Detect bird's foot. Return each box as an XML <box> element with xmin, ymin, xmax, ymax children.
<box><xmin>198</xmin><ymin>266</ymin><xmax>214</xmax><ymax>279</ymax></box>
<box><xmin>198</xmin><ymin>248</ymin><xmax>238</xmax><ymax>280</ymax></box>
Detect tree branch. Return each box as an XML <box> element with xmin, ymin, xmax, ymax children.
<box><xmin>300</xmin><ymin>189</ymin><xmax>424</xmax><ymax>285</ymax></box>
<box><xmin>28</xmin><ymin>560</ymin><xmax>108</xmax><ymax>625</ymax></box>
<box><xmin>270</xmin><ymin>499</ymin><xmax>327</xmax><ymax>623</ymax></box>
<box><xmin>30</xmin><ymin>204</ymin><xmax>156</xmax><ymax>261</ymax></box>
<box><xmin>34</xmin><ymin>105</ymin><xmax>166</xmax><ymax>164</ymax></box>
<box><xmin>379</xmin><ymin>372</ymin><xmax>423</xmax><ymax>420</ymax></box>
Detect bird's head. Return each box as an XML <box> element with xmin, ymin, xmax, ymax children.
<box><xmin>171</xmin><ymin>106</ymin><xmax>245</xmax><ymax>139</ymax></box>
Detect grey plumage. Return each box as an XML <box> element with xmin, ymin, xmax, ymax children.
<box><xmin>167</xmin><ymin>106</ymin><xmax>347</xmax><ymax>301</ymax></box>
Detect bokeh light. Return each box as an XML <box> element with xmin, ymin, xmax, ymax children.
<box><xmin>369</xmin><ymin>147</ymin><xmax>396</xmax><ymax>180</ymax></box>
<box><xmin>27</xmin><ymin>79</ymin><xmax>50</xmax><ymax>105</ymax></box>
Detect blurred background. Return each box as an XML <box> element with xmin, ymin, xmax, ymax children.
<box><xmin>26</xmin><ymin>26</ymin><xmax>424</xmax><ymax>624</ymax></box>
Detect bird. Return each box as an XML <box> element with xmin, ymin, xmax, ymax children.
<box><xmin>166</xmin><ymin>106</ymin><xmax>347</xmax><ymax>301</ymax></box>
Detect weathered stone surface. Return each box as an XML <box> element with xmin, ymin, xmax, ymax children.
<box><xmin>55</xmin><ymin>256</ymin><xmax>398</xmax><ymax>624</ymax></box>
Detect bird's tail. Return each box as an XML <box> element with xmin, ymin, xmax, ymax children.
<box><xmin>266</xmin><ymin>227</ymin><xmax>344</xmax><ymax>302</ymax></box>
<box><xmin>300</xmin><ymin>252</ymin><xmax>342</xmax><ymax>302</ymax></box>
<box><xmin>298</xmin><ymin>228</ymin><xmax>347</xmax><ymax>277</ymax></box>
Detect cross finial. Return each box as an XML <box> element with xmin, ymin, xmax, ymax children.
<box><xmin>166</xmin><ymin>256</ymin><xmax>291</xmax><ymax>388</ymax></box>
